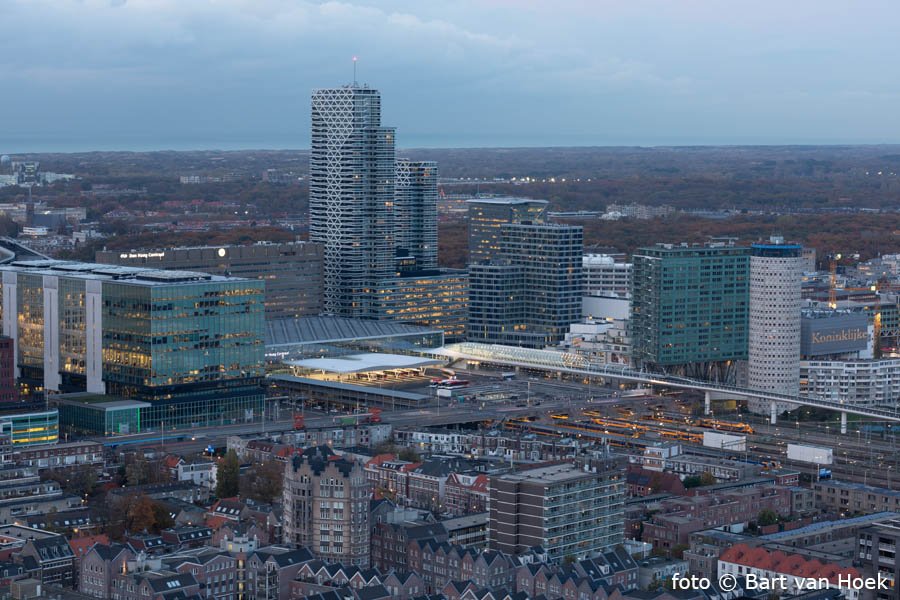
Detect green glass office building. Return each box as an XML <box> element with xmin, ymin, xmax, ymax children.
<box><xmin>0</xmin><ymin>261</ymin><xmax>265</xmax><ymax>429</ymax></box>
<box><xmin>630</xmin><ymin>243</ymin><xmax>750</xmax><ymax>377</ymax></box>
<box><xmin>57</xmin><ymin>397</ymin><xmax>148</xmax><ymax>437</ymax></box>
<box><xmin>0</xmin><ymin>410</ymin><xmax>59</xmax><ymax>446</ymax></box>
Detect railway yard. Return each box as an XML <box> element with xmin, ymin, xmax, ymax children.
<box><xmin>499</xmin><ymin>390</ymin><xmax>900</xmax><ymax>489</ymax></box>
<box><xmin>112</xmin><ymin>365</ymin><xmax>900</xmax><ymax>491</ymax></box>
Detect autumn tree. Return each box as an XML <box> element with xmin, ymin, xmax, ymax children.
<box><xmin>240</xmin><ymin>460</ymin><xmax>284</xmax><ymax>504</ymax></box>
<box><xmin>124</xmin><ymin>455</ymin><xmax>166</xmax><ymax>487</ymax></box>
<box><xmin>41</xmin><ymin>465</ymin><xmax>97</xmax><ymax>498</ymax></box>
<box><xmin>216</xmin><ymin>450</ymin><xmax>241</xmax><ymax>499</ymax></box>
<box><xmin>757</xmin><ymin>509</ymin><xmax>779</xmax><ymax>527</ymax></box>
<box><xmin>698</xmin><ymin>472</ymin><xmax>717</xmax><ymax>486</ymax></box>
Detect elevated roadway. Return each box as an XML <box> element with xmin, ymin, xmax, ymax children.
<box><xmin>434</xmin><ymin>342</ymin><xmax>900</xmax><ymax>433</ymax></box>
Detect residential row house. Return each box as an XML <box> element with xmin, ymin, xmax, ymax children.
<box><xmin>292</xmin><ymin>560</ymin><xmax>425</xmax><ymax>599</ymax></box>
<box><xmin>162</xmin><ymin>455</ymin><xmax>217</xmax><ymax>489</ymax></box>
<box><xmin>365</xmin><ymin>454</ymin><xmax>497</xmax><ymax>516</ymax></box>
<box><xmin>12</xmin><ymin>441</ymin><xmax>105</xmax><ymax>471</ymax></box>
<box><xmin>82</xmin><ymin>537</ymin><xmax>309</xmax><ymax>600</ymax></box>
<box><xmin>406</xmin><ymin>541</ymin><xmax>538</xmax><ymax>593</ymax></box>
<box><xmin>813</xmin><ymin>479</ymin><xmax>900</xmax><ymax>515</ymax></box>
<box><xmin>514</xmin><ymin>549</ymin><xmax>639</xmax><ymax>598</ymax></box>
<box><xmin>395</xmin><ymin>428</ymin><xmax>586</xmax><ymax>464</ymax></box>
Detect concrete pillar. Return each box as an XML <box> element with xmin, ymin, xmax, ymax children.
<box><xmin>42</xmin><ymin>275</ymin><xmax>60</xmax><ymax>393</ymax></box>
<box><xmin>704</xmin><ymin>391</ymin><xmax>711</xmax><ymax>416</ymax></box>
<box><xmin>2</xmin><ymin>272</ymin><xmax>18</xmax><ymax>378</ymax></box>
<box><xmin>770</xmin><ymin>401</ymin><xmax>777</xmax><ymax>425</ymax></box>
<box><xmin>85</xmin><ymin>279</ymin><xmax>105</xmax><ymax>394</ymax></box>
<box><xmin>840</xmin><ymin>412</ymin><xmax>848</xmax><ymax>435</ymax></box>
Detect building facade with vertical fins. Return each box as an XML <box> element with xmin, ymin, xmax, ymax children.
<box><xmin>0</xmin><ymin>260</ymin><xmax>264</xmax><ymax>427</ymax></box>
<box><xmin>394</xmin><ymin>159</ymin><xmax>438</xmax><ymax>271</ymax></box>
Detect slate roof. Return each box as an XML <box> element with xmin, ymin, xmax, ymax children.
<box><xmin>30</xmin><ymin>535</ymin><xmax>74</xmax><ymax>562</ymax></box>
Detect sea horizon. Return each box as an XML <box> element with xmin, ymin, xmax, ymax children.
<box><xmin>4</xmin><ymin>132</ymin><xmax>900</xmax><ymax>155</ymax></box>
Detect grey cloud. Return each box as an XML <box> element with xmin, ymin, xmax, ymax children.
<box><xmin>1</xmin><ymin>0</ymin><xmax>899</xmax><ymax>150</ymax></box>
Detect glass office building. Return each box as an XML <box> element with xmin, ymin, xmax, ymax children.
<box><xmin>630</xmin><ymin>243</ymin><xmax>750</xmax><ymax>377</ymax></box>
<box><xmin>467</xmin><ymin>198</ymin><xmax>549</xmax><ymax>265</ymax></box>
<box><xmin>57</xmin><ymin>397</ymin><xmax>148</xmax><ymax>437</ymax></box>
<box><xmin>375</xmin><ymin>269</ymin><xmax>469</xmax><ymax>342</ymax></box>
<box><xmin>0</xmin><ymin>261</ymin><xmax>265</xmax><ymax>429</ymax></box>
<box><xmin>0</xmin><ymin>410</ymin><xmax>59</xmax><ymax>446</ymax></box>
<box><xmin>468</xmin><ymin>222</ymin><xmax>583</xmax><ymax>348</ymax></box>
<box><xmin>95</xmin><ymin>241</ymin><xmax>325</xmax><ymax>320</ymax></box>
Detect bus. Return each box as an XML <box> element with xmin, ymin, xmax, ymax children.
<box><xmin>437</xmin><ymin>378</ymin><xmax>470</xmax><ymax>389</ymax></box>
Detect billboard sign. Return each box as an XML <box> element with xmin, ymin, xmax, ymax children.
<box><xmin>801</xmin><ymin>313</ymin><xmax>868</xmax><ymax>356</ymax></box>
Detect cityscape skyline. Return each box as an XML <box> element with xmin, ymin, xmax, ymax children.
<box><xmin>1</xmin><ymin>6</ymin><xmax>900</xmax><ymax>598</ymax></box>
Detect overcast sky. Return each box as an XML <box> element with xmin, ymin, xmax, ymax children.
<box><xmin>3</xmin><ymin>0</ymin><xmax>899</xmax><ymax>151</ymax></box>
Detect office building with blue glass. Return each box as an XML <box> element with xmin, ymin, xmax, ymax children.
<box><xmin>0</xmin><ymin>260</ymin><xmax>265</xmax><ymax>428</ymax></box>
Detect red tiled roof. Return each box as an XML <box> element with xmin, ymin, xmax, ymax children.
<box><xmin>365</xmin><ymin>453</ymin><xmax>397</xmax><ymax>467</ymax></box>
<box><xmin>205</xmin><ymin>515</ymin><xmax>231</xmax><ymax>530</ymax></box>
<box><xmin>275</xmin><ymin>446</ymin><xmax>294</xmax><ymax>458</ymax></box>
<box><xmin>69</xmin><ymin>534</ymin><xmax>109</xmax><ymax>557</ymax></box>
<box><xmin>447</xmin><ymin>472</ymin><xmax>489</xmax><ymax>493</ymax></box>
<box><xmin>720</xmin><ymin>543</ymin><xmax>861</xmax><ymax>586</ymax></box>
<box><xmin>163</xmin><ymin>455</ymin><xmax>183</xmax><ymax>470</ymax></box>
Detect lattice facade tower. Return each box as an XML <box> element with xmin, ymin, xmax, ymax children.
<box><xmin>310</xmin><ymin>85</ymin><xmax>396</xmax><ymax>317</ymax></box>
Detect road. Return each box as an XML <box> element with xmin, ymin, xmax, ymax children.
<box><xmin>101</xmin><ymin>392</ymin><xmax>599</xmax><ymax>455</ymax></box>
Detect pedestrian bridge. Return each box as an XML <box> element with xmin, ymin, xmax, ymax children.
<box><xmin>433</xmin><ymin>342</ymin><xmax>900</xmax><ymax>433</ymax></box>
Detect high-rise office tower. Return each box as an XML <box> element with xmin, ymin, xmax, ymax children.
<box><xmin>467</xmin><ymin>204</ymin><xmax>583</xmax><ymax>348</ymax></box>
<box><xmin>309</xmin><ymin>83</ymin><xmax>467</xmax><ymax>338</ymax></box>
<box><xmin>467</xmin><ymin>198</ymin><xmax>548</xmax><ymax>264</ymax></box>
<box><xmin>630</xmin><ymin>243</ymin><xmax>750</xmax><ymax>380</ymax></box>
<box><xmin>748</xmin><ymin>239</ymin><xmax>804</xmax><ymax>415</ymax></box>
<box><xmin>395</xmin><ymin>159</ymin><xmax>438</xmax><ymax>271</ymax></box>
<box><xmin>310</xmin><ymin>85</ymin><xmax>396</xmax><ymax>318</ymax></box>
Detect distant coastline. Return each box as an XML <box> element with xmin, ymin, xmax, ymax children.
<box><xmin>5</xmin><ymin>134</ymin><xmax>900</xmax><ymax>154</ymax></box>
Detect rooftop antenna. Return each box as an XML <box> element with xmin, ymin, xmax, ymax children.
<box><xmin>352</xmin><ymin>56</ymin><xmax>358</xmax><ymax>85</ymax></box>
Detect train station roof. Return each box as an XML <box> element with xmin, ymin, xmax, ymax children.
<box><xmin>285</xmin><ymin>352</ymin><xmax>441</xmax><ymax>374</ymax></box>
<box><xmin>266</xmin><ymin>316</ymin><xmax>442</xmax><ymax>347</ymax></box>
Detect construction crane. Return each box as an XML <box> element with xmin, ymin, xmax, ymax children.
<box><xmin>874</xmin><ymin>311</ymin><xmax>883</xmax><ymax>359</ymax></box>
<box><xmin>872</xmin><ymin>278</ymin><xmax>885</xmax><ymax>357</ymax></box>
<box><xmin>828</xmin><ymin>253</ymin><xmax>841</xmax><ymax>309</ymax></box>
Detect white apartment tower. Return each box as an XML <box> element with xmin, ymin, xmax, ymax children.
<box><xmin>748</xmin><ymin>239</ymin><xmax>804</xmax><ymax>416</ymax></box>
<box><xmin>310</xmin><ymin>85</ymin><xmax>396</xmax><ymax>317</ymax></box>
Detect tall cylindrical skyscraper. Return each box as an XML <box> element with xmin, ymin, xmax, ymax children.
<box><xmin>748</xmin><ymin>239</ymin><xmax>803</xmax><ymax>416</ymax></box>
